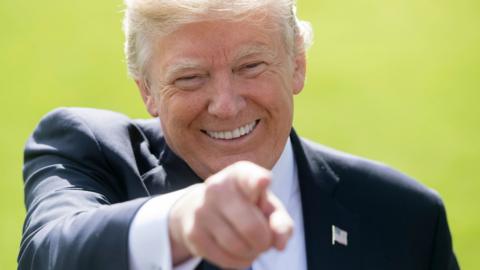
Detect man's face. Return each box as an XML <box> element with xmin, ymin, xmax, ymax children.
<box><xmin>139</xmin><ymin>17</ymin><xmax>306</xmax><ymax>179</ymax></box>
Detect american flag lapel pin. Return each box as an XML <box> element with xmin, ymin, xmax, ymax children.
<box><xmin>332</xmin><ymin>225</ymin><xmax>348</xmax><ymax>246</ymax></box>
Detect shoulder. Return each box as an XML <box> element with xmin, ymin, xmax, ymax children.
<box><xmin>32</xmin><ymin>107</ymin><xmax>162</xmax><ymax>147</ymax></box>
<box><xmin>299</xmin><ymin>137</ymin><xmax>444</xmax><ymax>214</ymax></box>
<box><xmin>34</xmin><ymin>107</ymin><xmax>159</xmax><ymax>138</ymax></box>
<box><xmin>26</xmin><ymin>107</ymin><xmax>164</xmax><ymax>177</ymax></box>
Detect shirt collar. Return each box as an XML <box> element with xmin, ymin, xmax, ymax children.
<box><xmin>270</xmin><ymin>138</ymin><xmax>297</xmax><ymax>207</ymax></box>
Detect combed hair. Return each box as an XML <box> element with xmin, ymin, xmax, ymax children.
<box><xmin>123</xmin><ymin>0</ymin><xmax>313</xmax><ymax>80</ymax></box>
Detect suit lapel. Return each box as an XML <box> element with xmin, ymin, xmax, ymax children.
<box><xmin>142</xmin><ymin>142</ymin><xmax>203</xmax><ymax>195</ymax></box>
<box><xmin>291</xmin><ymin>130</ymin><xmax>361</xmax><ymax>270</ymax></box>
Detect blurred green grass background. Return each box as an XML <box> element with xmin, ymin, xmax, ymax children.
<box><xmin>1</xmin><ymin>0</ymin><xmax>478</xmax><ymax>268</ymax></box>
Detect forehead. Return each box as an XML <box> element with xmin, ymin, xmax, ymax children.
<box><xmin>152</xmin><ymin>19</ymin><xmax>284</xmax><ymax>70</ymax></box>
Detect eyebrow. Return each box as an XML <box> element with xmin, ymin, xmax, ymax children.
<box><xmin>163</xmin><ymin>59</ymin><xmax>205</xmax><ymax>81</ymax></box>
<box><xmin>163</xmin><ymin>43</ymin><xmax>276</xmax><ymax>80</ymax></box>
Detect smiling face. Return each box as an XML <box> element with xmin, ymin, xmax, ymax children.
<box><xmin>138</xmin><ymin>17</ymin><xmax>306</xmax><ymax>179</ymax></box>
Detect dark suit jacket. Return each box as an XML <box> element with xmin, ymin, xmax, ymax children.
<box><xmin>19</xmin><ymin>107</ymin><xmax>459</xmax><ymax>270</ymax></box>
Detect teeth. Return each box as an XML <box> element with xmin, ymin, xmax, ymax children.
<box><xmin>206</xmin><ymin>121</ymin><xmax>257</xmax><ymax>140</ymax></box>
<box><xmin>232</xmin><ymin>129</ymin><xmax>240</xmax><ymax>138</ymax></box>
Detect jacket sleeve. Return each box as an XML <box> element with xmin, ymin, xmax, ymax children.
<box><xmin>430</xmin><ymin>196</ymin><xmax>460</xmax><ymax>270</ymax></box>
<box><xmin>18</xmin><ymin>108</ymin><xmax>150</xmax><ymax>270</ymax></box>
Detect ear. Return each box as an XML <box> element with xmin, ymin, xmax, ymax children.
<box><xmin>136</xmin><ymin>79</ymin><xmax>159</xmax><ymax>117</ymax></box>
<box><xmin>292</xmin><ymin>50</ymin><xmax>306</xmax><ymax>95</ymax></box>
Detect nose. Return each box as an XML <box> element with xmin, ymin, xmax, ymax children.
<box><xmin>207</xmin><ymin>72</ymin><xmax>246</xmax><ymax>119</ymax></box>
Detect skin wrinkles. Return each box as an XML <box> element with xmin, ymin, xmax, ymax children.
<box><xmin>138</xmin><ymin>16</ymin><xmax>306</xmax><ymax>179</ymax></box>
<box><xmin>160</xmin><ymin>44</ymin><xmax>279</xmax><ymax>87</ymax></box>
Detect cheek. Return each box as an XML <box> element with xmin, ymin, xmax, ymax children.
<box><xmin>155</xmin><ymin>85</ymin><xmax>182</xmax><ymax>116</ymax></box>
<box><xmin>158</xmin><ymin>94</ymin><xmax>202</xmax><ymax>155</ymax></box>
<box><xmin>157</xmin><ymin>90</ymin><xmax>206</xmax><ymax>131</ymax></box>
<box><xmin>245</xmin><ymin>71</ymin><xmax>294</xmax><ymax>112</ymax></box>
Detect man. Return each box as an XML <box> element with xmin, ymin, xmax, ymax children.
<box><xmin>19</xmin><ymin>0</ymin><xmax>459</xmax><ymax>269</ymax></box>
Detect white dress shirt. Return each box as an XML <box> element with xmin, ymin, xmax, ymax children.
<box><xmin>129</xmin><ymin>139</ymin><xmax>307</xmax><ymax>270</ymax></box>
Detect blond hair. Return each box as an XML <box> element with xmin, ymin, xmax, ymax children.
<box><xmin>123</xmin><ymin>0</ymin><xmax>313</xmax><ymax>80</ymax></box>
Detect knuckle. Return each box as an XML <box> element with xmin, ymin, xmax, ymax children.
<box><xmin>216</xmin><ymin>229</ymin><xmax>250</xmax><ymax>256</ymax></box>
<box><xmin>206</xmin><ymin>178</ymin><xmax>228</xmax><ymax>193</ymax></box>
<box><xmin>199</xmin><ymin>237</ymin><xmax>252</xmax><ymax>269</ymax></box>
<box><xmin>214</xmin><ymin>222</ymin><xmax>257</xmax><ymax>257</ymax></box>
<box><xmin>220</xmin><ymin>232</ymin><xmax>242</xmax><ymax>251</ymax></box>
<box><xmin>217</xmin><ymin>228</ymin><xmax>235</xmax><ymax>243</ymax></box>
<box><xmin>185</xmin><ymin>226</ymin><xmax>203</xmax><ymax>246</ymax></box>
<box><xmin>229</xmin><ymin>241</ymin><xmax>250</xmax><ymax>256</ymax></box>
<box><xmin>205</xmin><ymin>178</ymin><xmax>237</xmax><ymax>201</ymax></box>
<box><xmin>193</xmin><ymin>239</ymin><xmax>211</xmax><ymax>258</ymax></box>
<box><xmin>242</xmin><ymin>222</ymin><xmax>271</xmax><ymax>250</ymax></box>
<box><xmin>204</xmin><ymin>182</ymin><xmax>223</xmax><ymax>200</ymax></box>
<box><xmin>240</xmin><ymin>220</ymin><xmax>259</xmax><ymax>238</ymax></box>
<box><xmin>191</xmin><ymin>205</ymin><xmax>207</xmax><ymax>224</ymax></box>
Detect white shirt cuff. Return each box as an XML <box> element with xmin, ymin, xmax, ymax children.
<box><xmin>129</xmin><ymin>187</ymin><xmax>202</xmax><ymax>270</ymax></box>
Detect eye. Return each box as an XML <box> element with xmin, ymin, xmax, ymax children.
<box><xmin>238</xmin><ymin>62</ymin><xmax>267</xmax><ymax>77</ymax></box>
<box><xmin>174</xmin><ymin>75</ymin><xmax>206</xmax><ymax>90</ymax></box>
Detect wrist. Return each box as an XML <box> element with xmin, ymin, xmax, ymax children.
<box><xmin>168</xmin><ymin>184</ymin><xmax>204</xmax><ymax>265</ymax></box>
